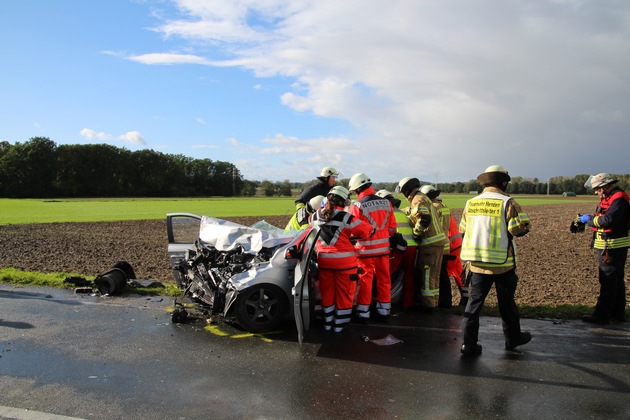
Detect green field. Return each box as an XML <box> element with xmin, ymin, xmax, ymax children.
<box><xmin>0</xmin><ymin>195</ymin><xmax>598</xmax><ymax>225</ymax></box>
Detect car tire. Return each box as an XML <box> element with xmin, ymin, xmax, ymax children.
<box><xmin>390</xmin><ymin>264</ymin><xmax>404</xmax><ymax>304</ymax></box>
<box><xmin>234</xmin><ymin>284</ymin><xmax>288</xmax><ymax>333</ymax></box>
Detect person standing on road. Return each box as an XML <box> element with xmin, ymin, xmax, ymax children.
<box><xmin>376</xmin><ymin>189</ymin><xmax>418</xmax><ymax>311</ymax></box>
<box><xmin>459</xmin><ymin>165</ymin><xmax>532</xmax><ymax>356</ymax></box>
<box><xmin>348</xmin><ymin>173</ymin><xmax>397</xmax><ymax>322</ymax></box>
<box><xmin>294</xmin><ymin>167</ymin><xmax>339</xmax><ymax>227</ymax></box>
<box><xmin>577</xmin><ymin>173</ymin><xmax>629</xmax><ymax>324</ymax></box>
<box><xmin>310</xmin><ymin>186</ymin><xmax>374</xmax><ymax>332</ymax></box>
<box><xmin>420</xmin><ymin>185</ymin><xmax>455</xmax><ymax>308</ymax></box>
<box><xmin>395</xmin><ymin>177</ymin><xmax>448</xmax><ymax>311</ymax></box>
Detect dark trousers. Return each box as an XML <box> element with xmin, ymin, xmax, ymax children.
<box><xmin>462</xmin><ymin>269</ymin><xmax>522</xmax><ymax>345</ymax></box>
<box><xmin>594</xmin><ymin>247</ymin><xmax>628</xmax><ymax>321</ymax></box>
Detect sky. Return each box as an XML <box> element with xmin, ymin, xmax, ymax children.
<box><xmin>1</xmin><ymin>0</ymin><xmax>629</xmax><ymax>183</ymax></box>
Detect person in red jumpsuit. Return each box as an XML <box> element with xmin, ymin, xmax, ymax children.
<box><xmin>310</xmin><ymin>186</ymin><xmax>374</xmax><ymax>332</ymax></box>
<box><xmin>347</xmin><ymin>173</ymin><xmax>397</xmax><ymax>322</ymax></box>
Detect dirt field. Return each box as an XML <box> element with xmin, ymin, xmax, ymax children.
<box><xmin>0</xmin><ymin>202</ymin><xmax>628</xmax><ymax>307</ymax></box>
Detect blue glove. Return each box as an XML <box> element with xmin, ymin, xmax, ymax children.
<box><xmin>578</xmin><ymin>214</ymin><xmax>592</xmax><ymax>224</ymax></box>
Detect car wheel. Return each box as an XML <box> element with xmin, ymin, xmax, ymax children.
<box><xmin>234</xmin><ymin>284</ymin><xmax>288</xmax><ymax>333</ymax></box>
<box><xmin>390</xmin><ymin>264</ymin><xmax>404</xmax><ymax>304</ymax></box>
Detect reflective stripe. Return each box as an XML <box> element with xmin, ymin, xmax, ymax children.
<box><xmin>356</xmin><ymin>303</ymin><xmax>370</xmax><ymax>319</ymax></box>
<box><xmin>461</xmin><ymin>193</ymin><xmax>514</xmax><ymax>265</ymax></box>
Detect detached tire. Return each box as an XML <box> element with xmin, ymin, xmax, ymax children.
<box><xmin>234</xmin><ymin>284</ymin><xmax>288</xmax><ymax>333</ymax></box>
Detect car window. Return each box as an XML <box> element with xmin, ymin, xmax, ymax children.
<box><xmin>169</xmin><ymin>215</ymin><xmax>201</xmax><ymax>244</ymax></box>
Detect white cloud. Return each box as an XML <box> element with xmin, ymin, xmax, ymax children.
<box><xmin>80</xmin><ymin>128</ymin><xmax>112</xmax><ymax>141</ymax></box>
<box><xmin>118</xmin><ymin>131</ymin><xmax>147</xmax><ymax>145</ymax></box>
<box><xmin>144</xmin><ymin>0</ymin><xmax>630</xmax><ymax>181</ymax></box>
<box><xmin>195</xmin><ymin>117</ymin><xmax>207</xmax><ymax>125</ymax></box>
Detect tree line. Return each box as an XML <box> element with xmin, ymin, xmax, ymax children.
<box><xmin>0</xmin><ymin>137</ymin><xmax>253</xmax><ymax>198</ymax></box>
<box><xmin>1</xmin><ymin>137</ymin><xmax>628</xmax><ymax>198</ymax></box>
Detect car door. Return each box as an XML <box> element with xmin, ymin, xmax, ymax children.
<box><xmin>166</xmin><ymin>213</ymin><xmax>202</xmax><ymax>285</ymax></box>
<box><xmin>293</xmin><ymin>226</ymin><xmax>320</xmax><ymax>346</ymax></box>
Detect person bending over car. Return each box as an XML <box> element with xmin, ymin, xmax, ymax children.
<box><xmin>310</xmin><ymin>186</ymin><xmax>374</xmax><ymax>332</ymax></box>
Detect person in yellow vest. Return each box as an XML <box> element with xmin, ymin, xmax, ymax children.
<box><xmin>420</xmin><ymin>184</ymin><xmax>454</xmax><ymax>308</ymax></box>
<box><xmin>395</xmin><ymin>177</ymin><xmax>448</xmax><ymax>311</ymax></box>
<box><xmin>376</xmin><ymin>189</ymin><xmax>418</xmax><ymax>310</ymax></box>
<box><xmin>459</xmin><ymin>165</ymin><xmax>532</xmax><ymax>356</ymax></box>
<box><xmin>577</xmin><ymin>173</ymin><xmax>629</xmax><ymax>324</ymax></box>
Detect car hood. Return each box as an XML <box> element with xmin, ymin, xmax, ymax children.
<box><xmin>199</xmin><ymin>215</ymin><xmax>295</xmax><ymax>254</ymax></box>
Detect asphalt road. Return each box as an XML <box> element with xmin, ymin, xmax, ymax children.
<box><xmin>1</xmin><ymin>285</ymin><xmax>629</xmax><ymax>419</ymax></box>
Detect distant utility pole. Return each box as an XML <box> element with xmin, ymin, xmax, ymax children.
<box><xmin>547</xmin><ymin>178</ymin><xmax>550</xmax><ymax>196</ymax></box>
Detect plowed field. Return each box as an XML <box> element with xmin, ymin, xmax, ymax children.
<box><xmin>1</xmin><ymin>202</ymin><xmax>628</xmax><ymax>307</ymax></box>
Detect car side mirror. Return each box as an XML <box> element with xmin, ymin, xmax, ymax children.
<box><xmin>285</xmin><ymin>245</ymin><xmax>301</xmax><ymax>259</ymax></box>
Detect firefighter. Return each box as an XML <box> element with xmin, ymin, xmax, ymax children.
<box><xmin>285</xmin><ymin>195</ymin><xmax>325</xmax><ymax>231</ymax></box>
<box><xmin>578</xmin><ymin>173</ymin><xmax>629</xmax><ymax>324</ymax></box>
<box><xmin>395</xmin><ymin>177</ymin><xmax>448</xmax><ymax>311</ymax></box>
<box><xmin>348</xmin><ymin>173</ymin><xmax>397</xmax><ymax>322</ymax></box>
<box><xmin>376</xmin><ymin>189</ymin><xmax>418</xmax><ymax>311</ymax></box>
<box><xmin>294</xmin><ymin>167</ymin><xmax>339</xmax><ymax>225</ymax></box>
<box><xmin>459</xmin><ymin>165</ymin><xmax>532</xmax><ymax>356</ymax></box>
<box><xmin>420</xmin><ymin>184</ymin><xmax>454</xmax><ymax>308</ymax></box>
<box><xmin>310</xmin><ymin>186</ymin><xmax>374</xmax><ymax>332</ymax></box>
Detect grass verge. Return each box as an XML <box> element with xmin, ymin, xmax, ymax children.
<box><xmin>0</xmin><ymin>268</ymin><xmax>181</xmax><ymax>297</ymax></box>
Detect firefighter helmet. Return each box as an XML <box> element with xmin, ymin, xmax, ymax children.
<box><xmin>420</xmin><ymin>184</ymin><xmax>441</xmax><ymax>199</ymax></box>
<box><xmin>395</xmin><ymin>177</ymin><xmax>420</xmax><ymax>197</ymax></box>
<box><xmin>375</xmin><ymin>189</ymin><xmax>393</xmax><ymax>199</ymax></box>
<box><xmin>584</xmin><ymin>173</ymin><xmax>618</xmax><ymax>190</ymax></box>
<box><xmin>308</xmin><ymin>195</ymin><xmax>326</xmax><ymax>211</ymax></box>
<box><xmin>320</xmin><ymin>167</ymin><xmax>339</xmax><ymax>178</ymax></box>
<box><xmin>348</xmin><ymin>173</ymin><xmax>371</xmax><ymax>192</ymax></box>
<box><xmin>328</xmin><ymin>185</ymin><xmax>350</xmax><ymax>200</ymax></box>
<box><xmin>477</xmin><ymin>165</ymin><xmax>511</xmax><ymax>187</ymax></box>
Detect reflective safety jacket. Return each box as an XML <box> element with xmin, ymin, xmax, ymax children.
<box><xmin>405</xmin><ymin>189</ymin><xmax>448</xmax><ymax>248</ymax></box>
<box><xmin>588</xmin><ymin>187</ymin><xmax>630</xmax><ymax>250</ymax></box>
<box><xmin>349</xmin><ymin>187</ymin><xmax>397</xmax><ymax>258</ymax></box>
<box><xmin>431</xmin><ymin>199</ymin><xmax>453</xmax><ymax>252</ymax></box>
<box><xmin>310</xmin><ymin>207</ymin><xmax>374</xmax><ymax>271</ymax></box>
<box><xmin>459</xmin><ymin>188</ymin><xmax>531</xmax><ymax>273</ymax></box>
<box><xmin>394</xmin><ymin>208</ymin><xmax>418</xmax><ymax>247</ymax></box>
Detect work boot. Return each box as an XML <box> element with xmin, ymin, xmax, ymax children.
<box><xmin>460</xmin><ymin>343</ymin><xmax>482</xmax><ymax>356</ymax></box>
<box><xmin>582</xmin><ymin>314</ymin><xmax>609</xmax><ymax>325</ymax></box>
<box><xmin>505</xmin><ymin>332</ymin><xmax>532</xmax><ymax>350</ymax></box>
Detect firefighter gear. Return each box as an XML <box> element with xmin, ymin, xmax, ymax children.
<box><xmin>295</xmin><ymin>167</ymin><xmax>339</xmax><ymax>211</ymax></box>
<box><xmin>310</xmin><ymin>190</ymin><xmax>373</xmax><ymax>332</ymax></box>
<box><xmin>459</xmin><ymin>166</ymin><xmax>532</xmax><ymax>352</ymax></box>
<box><xmin>285</xmin><ymin>195</ymin><xmax>326</xmax><ymax>231</ymax></box>
<box><xmin>580</xmin><ymin>177</ymin><xmax>629</xmax><ymax>323</ymax></box>
<box><xmin>398</xmin><ymin>178</ymin><xmax>447</xmax><ymax>309</ymax></box>
<box><xmin>376</xmin><ymin>189</ymin><xmax>418</xmax><ymax>309</ymax></box>
<box><xmin>349</xmin><ymin>183</ymin><xmax>397</xmax><ymax>320</ymax></box>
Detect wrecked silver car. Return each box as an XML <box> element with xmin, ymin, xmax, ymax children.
<box><xmin>166</xmin><ymin>213</ymin><xmax>403</xmax><ymax>337</ymax></box>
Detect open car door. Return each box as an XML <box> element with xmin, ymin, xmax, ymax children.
<box><xmin>293</xmin><ymin>227</ymin><xmax>320</xmax><ymax>346</ymax></box>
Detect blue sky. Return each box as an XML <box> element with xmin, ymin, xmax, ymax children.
<box><xmin>1</xmin><ymin>1</ymin><xmax>629</xmax><ymax>183</ymax></box>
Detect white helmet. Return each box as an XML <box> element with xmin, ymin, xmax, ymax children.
<box><xmin>308</xmin><ymin>195</ymin><xmax>325</xmax><ymax>210</ymax></box>
<box><xmin>375</xmin><ymin>189</ymin><xmax>392</xmax><ymax>199</ymax></box>
<box><xmin>320</xmin><ymin>167</ymin><xmax>339</xmax><ymax>178</ymax></box>
<box><xmin>420</xmin><ymin>185</ymin><xmax>435</xmax><ymax>195</ymax></box>
<box><xmin>328</xmin><ymin>185</ymin><xmax>350</xmax><ymax>200</ymax></box>
<box><xmin>584</xmin><ymin>173</ymin><xmax>618</xmax><ymax>189</ymax></box>
<box><xmin>395</xmin><ymin>177</ymin><xmax>420</xmax><ymax>196</ymax></box>
<box><xmin>477</xmin><ymin>165</ymin><xmax>511</xmax><ymax>187</ymax></box>
<box><xmin>348</xmin><ymin>173</ymin><xmax>371</xmax><ymax>192</ymax></box>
